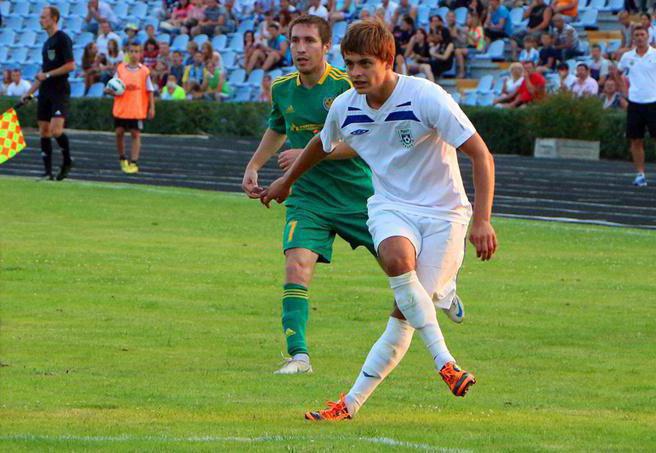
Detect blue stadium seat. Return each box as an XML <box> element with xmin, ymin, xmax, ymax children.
<box><xmin>9</xmin><ymin>48</ymin><xmax>28</xmax><ymax>65</ymax></box>
<box><xmin>70</xmin><ymin>81</ymin><xmax>86</xmax><ymax>98</ymax></box>
<box><xmin>587</xmin><ymin>0</ymin><xmax>606</xmax><ymax>10</ymax></box>
<box><xmin>136</xmin><ymin>30</ymin><xmax>148</xmax><ymax>43</ymax></box>
<box><xmin>73</xmin><ymin>47</ymin><xmax>84</xmax><ymax>64</ymax></box>
<box><xmin>450</xmin><ymin>92</ymin><xmax>461</xmax><ymax>104</ymax></box>
<box><xmin>436</xmin><ymin>6</ymin><xmax>449</xmax><ymax>22</ymax></box>
<box><xmin>0</xmin><ymin>2</ymin><xmax>10</xmax><ymax>16</ymax></box>
<box><xmin>267</xmin><ymin>69</ymin><xmax>283</xmax><ymax>81</ymax></box>
<box><xmin>131</xmin><ymin>2</ymin><xmax>148</xmax><ymax>18</ymax></box>
<box><xmin>21</xmin><ymin>63</ymin><xmax>40</xmax><ymax>81</ymax></box>
<box><xmin>212</xmin><ymin>34</ymin><xmax>228</xmax><ymax>51</ymax></box>
<box><xmin>493</xmin><ymin>76</ymin><xmax>507</xmax><ymax>94</ymax></box>
<box><xmin>228</xmin><ymin>68</ymin><xmax>246</xmax><ymax>85</ymax></box>
<box><xmin>23</xmin><ymin>16</ymin><xmax>41</xmax><ymax>31</ymax></box>
<box><xmin>86</xmin><ymin>82</ymin><xmax>105</xmax><ymax>98</ymax></box>
<box><xmin>30</xmin><ymin>2</ymin><xmax>48</xmax><ymax>15</ymax></box>
<box><xmin>70</xmin><ymin>2</ymin><xmax>88</xmax><ymax>17</ymax></box>
<box><xmin>227</xmin><ymin>33</ymin><xmax>244</xmax><ymax>52</ymax></box>
<box><xmin>237</xmin><ymin>19</ymin><xmax>255</xmax><ymax>34</ymax></box>
<box><xmin>421</xmin><ymin>0</ymin><xmax>439</xmax><ymax>8</ymax></box>
<box><xmin>510</xmin><ymin>7</ymin><xmax>528</xmax><ymax>31</ymax></box>
<box><xmin>606</xmin><ymin>0</ymin><xmax>623</xmax><ymax>12</ymax></box>
<box><xmin>0</xmin><ymin>48</ymin><xmax>8</xmax><ymax>64</ymax></box>
<box><xmin>441</xmin><ymin>58</ymin><xmax>457</xmax><ymax>78</ymax></box>
<box><xmin>114</xmin><ymin>3</ymin><xmax>129</xmax><ymax>19</ymax></box>
<box><xmin>194</xmin><ymin>34</ymin><xmax>209</xmax><ymax>46</ymax></box>
<box><xmin>468</xmin><ymin>74</ymin><xmax>494</xmax><ymax>94</ymax></box>
<box><xmin>171</xmin><ymin>34</ymin><xmax>189</xmax><ymax>52</ymax></box>
<box><xmin>477</xmin><ymin>92</ymin><xmax>495</xmax><ymax>106</ymax></box>
<box><xmin>0</xmin><ymin>30</ymin><xmax>16</xmax><ymax>47</ymax></box>
<box><xmin>454</xmin><ymin>7</ymin><xmax>468</xmax><ymax>26</ymax></box>
<box><xmin>64</xmin><ymin>16</ymin><xmax>84</xmax><ymax>34</ymax></box>
<box><xmin>333</xmin><ymin>21</ymin><xmax>348</xmax><ymax>44</ymax></box>
<box><xmin>462</xmin><ymin>91</ymin><xmax>478</xmax><ymax>106</ymax></box>
<box><xmin>26</xmin><ymin>48</ymin><xmax>43</xmax><ymax>64</ymax></box>
<box><xmin>572</xmin><ymin>8</ymin><xmax>598</xmax><ymax>30</ymax></box>
<box><xmin>4</xmin><ymin>16</ymin><xmax>24</xmax><ymax>30</ymax></box>
<box><xmin>416</xmin><ymin>5</ymin><xmax>430</xmax><ymax>27</ymax></box>
<box><xmin>232</xmin><ymin>86</ymin><xmax>252</xmax><ymax>102</ymax></box>
<box><xmin>74</xmin><ymin>32</ymin><xmax>95</xmax><ymax>49</ymax></box>
<box><xmin>606</xmin><ymin>39</ymin><xmax>621</xmax><ymax>54</ymax></box>
<box><xmin>55</xmin><ymin>1</ymin><xmax>71</xmax><ymax>17</ymax></box>
<box><xmin>157</xmin><ymin>33</ymin><xmax>172</xmax><ymax>45</ymax></box>
<box><xmin>8</xmin><ymin>2</ymin><xmax>30</xmax><ymax>17</ymax></box>
<box><xmin>246</xmin><ymin>69</ymin><xmax>264</xmax><ymax>87</ymax></box>
<box><xmin>221</xmin><ymin>51</ymin><xmax>237</xmax><ymax>69</ymax></box>
<box><xmin>17</xmin><ymin>31</ymin><xmax>37</xmax><ymax>48</ymax></box>
<box><xmin>474</xmin><ymin>40</ymin><xmax>505</xmax><ymax>61</ymax></box>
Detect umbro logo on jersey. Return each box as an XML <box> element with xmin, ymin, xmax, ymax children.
<box><xmin>350</xmin><ymin>129</ymin><xmax>370</xmax><ymax>136</ymax></box>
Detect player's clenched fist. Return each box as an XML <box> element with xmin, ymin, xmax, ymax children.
<box><xmin>468</xmin><ymin>220</ymin><xmax>497</xmax><ymax>261</ymax></box>
<box><xmin>242</xmin><ymin>167</ymin><xmax>264</xmax><ymax>198</ymax></box>
<box><xmin>260</xmin><ymin>177</ymin><xmax>291</xmax><ymax>208</ymax></box>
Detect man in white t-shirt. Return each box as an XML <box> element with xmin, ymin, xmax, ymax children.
<box><xmin>262</xmin><ymin>19</ymin><xmax>497</xmax><ymax>421</ymax></box>
<box><xmin>96</xmin><ymin>20</ymin><xmax>121</xmax><ymax>56</ymax></box>
<box><xmin>618</xmin><ymin>26</ymin><xmax>656</xmax><ymax>187</ymax></box>
<box><xmin>5</xmin><ymin>69</ymin><xmax>32</xmax><ymax>97</ymax></box>
<box><xmin>377</xmin><ymin>0</ymin><xmax>399</xmax><ymax>25</ymax></box>
<box><xmin>571</xmin><ymin>63</ymin><xmax>598</xmax><ymax>97</ymax></box>
<box><xmin>307</xmin><ymin>0</ymin><xmax>329</xmax><ymax>20</ymax></box>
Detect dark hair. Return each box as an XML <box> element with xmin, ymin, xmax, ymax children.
<box><xmin>556</xmin><ymin>62</ymin><xmax>569</xmax><ymax>70</ymax></box>
<box><xmin>402</xmin><ymin>15</ymin><xmax>415</xmax><ymax>27</ymax></box>
<box><xmin>288</xmin><ymin>15</ymin><xmax>332</xmax><ymax>45</ymax></box>
<box><xmin>45</xmin><ymin>6</ymin><xmax>60</xmax><ymax>22</ymax></box>
<box><xmin>591</xmin><ymin>44</ymin><xmax>601</xmax><ymax>50</ymax></box>
<box><xmin>576</xmin><ymin>63</ymin><xmax>589</xmax><ymax>70</ymax></box>
<box><xmin>632</xmin><ymin>25</ymin><xmax>648</xmax><ymax>34</ymax></box>
<box><xmin>341</xmin><ymin>19</ymin><xmax>395</xmax><ymax>64</ymax></box>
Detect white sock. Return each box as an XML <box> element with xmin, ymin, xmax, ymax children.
<box><xmin>389</xmin><ymin>271</ymin><xmax>454</xmax><ymax>371</ymax></box>
<box><xmin>345</xmin><ymin>317</ymin><xmax>414</xmax><ymax>416</ymax></box>
<box><xmin>292</xmin><ymin>353</ymin><xmax>310</xmax><ymax>363</ymax></box>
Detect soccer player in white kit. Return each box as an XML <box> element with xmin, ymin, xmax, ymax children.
<box><xmin>261</xmin><ymin>19</ymin><xmax>497</xmax><ymax>421</ymax></box>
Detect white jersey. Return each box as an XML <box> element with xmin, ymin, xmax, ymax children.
<box><xmin>618</xmin><ymin>47</ymin><xmax>656</xmax><ymax>104</ymax></box>
<box><xmin>320</xmin><ymin>75</ymin><xmax>475</xmax><ymax>224</ymax></box>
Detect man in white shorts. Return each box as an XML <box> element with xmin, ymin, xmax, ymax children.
<box><xmin>261</xmin><ymin>18</ymin><xmax>497</xmax><ymax>421</ymax></box>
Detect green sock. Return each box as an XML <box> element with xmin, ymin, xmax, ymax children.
<box><xmin>282</xmin><ymin>283</ymin><xmax>309</xmax><ymax>356</ymax></box>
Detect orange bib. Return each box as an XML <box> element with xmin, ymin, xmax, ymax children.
<box><xmin>113</xmin><ymin>63</ymin><xmax>150</xmax><ymax>120</ymax></box>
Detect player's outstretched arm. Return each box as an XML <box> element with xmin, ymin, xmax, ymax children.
<box><xmin>277</xmin><ymin>142</ymin><xmax>357</xmax><ymax>170</ymax></box>
<box><xmin>242</xmin><ymin>128</ymin><xmax>287</xmax><ymax>198</ymax></box>
<box><xmin>459</xmin><ymin>133</ymin><xmax>498</xmax><ymax>261</ymax></box>
<box><xmin>260</xmin><ymin>135</ymin><xmax>327</xmax><ymax>208</ymax></box>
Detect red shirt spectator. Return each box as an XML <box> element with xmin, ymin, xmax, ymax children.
<box><xmin>517</xmin><ymin>61</ymin><xmax>546</xmax><ymax>104</ymax></box>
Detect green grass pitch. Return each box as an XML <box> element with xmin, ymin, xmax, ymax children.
<box><xmin>1</xmin><ymin>176</ymin><xmax>654</xmax><ymax>451</ymax></box>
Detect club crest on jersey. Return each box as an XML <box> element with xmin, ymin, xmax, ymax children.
<box><xmin>47</xmin><ymin>49</ymin><xmax>56</xmax><ymax>61</ymax></box>
<box><xmin>397</xmin><ymin>128</ymin><xmax>414</xmax><ymax>149</ymax></box>
<box><xmin>323</xmin><ymin>96</ymin><xmax>335</xmax><ymax>111</ymax></box>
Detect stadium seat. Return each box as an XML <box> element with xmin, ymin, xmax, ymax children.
<box><xmin>228</xmin><ymin>68</ymin><xmax>246</xmax><ymax>85</ymax></box>
<box><xmin>421</xmin><ymin>0</ymin><xmax>440</xmax><ymax>8</ymax></box>
<box><xmin>86</xmin><ymin>82</ymin><xmax>105</xmax><ymax>98</ymax></box>
<box><xmin>73</xmin><ymin>47</ymin><xmax>84</xmax><ymax>65</ymax></box>
<box><xmin>70</xmin><ymin>81</ymin><xmax>85</xmax><ymax>98</ymax></box>
<box><xmin>237</xmin><ymin>19</ymin><xmax>255</xmax><ymax>34</ymax></box>
<box><xmin>74</xmin><ymin>32</ymin><xmax>95</xmax><ymax>49</ymax></box>
<box><xmin>70</xmin><ymin>2</ymin><xmax>88</xmax><ymax>17</ymax></box>
<box><xmin>572</xmin><ymin>8</ymin><xmax>598</xmax><ymax>30</ymax></box>
<box><xmin>227</xmin><ymin>33</ymin><xmax>244</xmax><ymax>52</ymax></box>
<box><xmin>136</xmin><ymin>30</ymin><xmax>149</xmax><ymax>43</ymax></box>
<box><xmin>0</xmin><ymin>48</ymin><xmax>8</xmax><ymax>64</ymax></box>
<box><xmin>8</xmin><ymin>48</ymin><xmax>28</xmax><ymax>64</ymax></box>
<box><xmin>510</xmin><ymin>7</ymin><xmax>528</xmax><ymax>31</ymax></box>
<box><xmin>16</xmin><ymin>31</ymin><xmax>37</xmax><ymax>48</ymax></box>
<box><xmin>64</xmin><ymin>16</ymin><xmax>84</xmax><ymax>34</ymax></box>
<box><xmin>417</xmin><ymin>5</ymin><xmax>430</xmax><ymax>27</ymax></box>
<box><xmin>465</xmin><ymin>74</ymin><xmax>494</xmax><ymax>94</ymax></box>
<box><xmin>474</xmin><ymin>40</ymin><xmax>505</xmax><ymax>61</ymax></box>
<box><xmin>0</xmin><ymin>2</ymin><xmax>9</xmax><ymax>16</ymax></box>
<box><xmin>212</xmin><ymin>34</ymin><xmax>228</xmax><ymax>51</ymax></box>
<box><xmin>21</xmin><ymin>63</ymin><xmax>39</xmax><ymax>81</ymax></box>
<box><xmin>333</xmin><ymin>21</ymin><xmax>348</xmax><ymax>44</ymax></box>
<box><xmin>194</xmin><ymin>34</ymin><xmax>209</xmax><ymax>46</ymax></box>
<box><xmin>587</xmin><ymin>0</ymin><xmax>606</xmax><ymax>10</ymax></box>
<box><xmin>4</xmin><ymin>16</ymin><xmax>23</xmax><ymax>30</ymax></box>
<box><xmin>221</xmin><ymin>51</ymin><xmax>237</xmax><ymax>69</ymax></box>
<box><xmin>450</xmin><ymin>92</ymin><xmax>461</xmax><ymax>104</ymax></box>
<box><xmin>0</xmin><ymin>30</ymin><xmax>16</xmax><ymax>47</ymax></box>
<box><xmin>477</xmin><ymin>92</ymin><xmax>495</xmax><ymax>106</ymax></box>
<box><xmin>26</xmin><ymin>48</ymin><xmax>43</xmax><ymax>64</ymax></box>
<box><xmin>454</xmin><ymin>7</ymin><xmax>468</xmax><ymax>26</ymax></box>
<box><xmin>436</xmin><ymin>7</ymin><xmax>449</xmax><ymax>22</ymax></box>
<box><xmin>246</xmin><ymin>69</ymin><xmax>264</xmax><ymax>87</ymax></box>
<box><xmin>8</xmin><ymin>2</ymin><xmax>30</xmax><ymax>17</ymax></box>
<box><xmin>131</xmin><ymin>2</ymin><xmax>148</xmax><ymax>18</ymax></box>
<box><xmin>267</xmin><ymin>69</ymin><xmax>283</xmax><ymax>81</ymax></box>
<box><xmin>329</xmin><ymin>51</ymin><xmax>345</xmax><ymax>68</ymax></box>
<box><xmin>113</xmin><ymin>3</ymin><xmax>129</xmax><ymax>19</ymax></box>
<box><xmin>156</xmin><ymin>33</ymin><xmax>171</xmax><ymax>45</ymax></box>
<box><xmin>606</xmin><ymin>0</ymin><xmax>624</xmax><ymax>12</ymax></box>
<box><xmin>171</xmin><ymin>34</ymin><xmax>190</xmax><ymax>52</ymax></box>
<box><xmin>23</xmin><ymin>16</ymin><xmax>42</xmax><ymax>31</ymax></box>
<box><xmin>55</xmin><ymin>2</ymin><xmax>71</xmax><ymax>17</ymax></box>
<box><xmin>462</xmin><ymin>91</ymin><xmax>478</xmax><ymax>106</ymax></box>
<box><xmin>606</xmin><ymin>39</ymin><xmax>621</xmax><ymax>54</ymax></box>
<box><xmin>441</xmin><ymin>58</ymin><xmax>457</xmax><ymax>78</ymax></box>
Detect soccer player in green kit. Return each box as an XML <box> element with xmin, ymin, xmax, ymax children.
<box><xmin>242</xmin><ymin>15</ymin><xmax>464</xmax><ymax>375</ymax></box>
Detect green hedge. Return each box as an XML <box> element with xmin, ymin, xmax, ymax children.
<box><xmin>1</xmin><ymin>95</ymin><xmax>653</xmax><ymax>161</ymax></box>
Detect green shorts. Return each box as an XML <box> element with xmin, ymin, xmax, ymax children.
<box><xmin>283</xmin><ymin>208</ymin><xmax>376</xmax><ymax>263</ymax></box>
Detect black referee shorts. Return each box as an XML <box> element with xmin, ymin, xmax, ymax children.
<box><xmin>37</xmin><ymin>86</ymin><xmax>70</xmax><ymax>122</ymax></box>
<box><xmin>627</xmin><ymin>101</ymin><xmax>656</xmax><ymax>140</ymax></box>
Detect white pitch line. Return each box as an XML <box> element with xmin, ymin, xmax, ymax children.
<box><xmin>0</xmin><ymin>434</ymin><xmax>469</xmax><ymax>452</ymax></box>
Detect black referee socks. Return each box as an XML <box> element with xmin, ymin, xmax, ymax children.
<box><xmin>54</xmin><ymin>133</ymin><xmax>72</xmax><ymax>165</ymax></box>
<box><xmin>40</xmin><ymin>137</ymin><xmax>52</xmax><ymax>175</ymax></box>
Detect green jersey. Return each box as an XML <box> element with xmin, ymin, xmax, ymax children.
<box><xmin>268</xmin><ymin>64</ymin><xmax>373</xmax><ymax>214</ymax></box>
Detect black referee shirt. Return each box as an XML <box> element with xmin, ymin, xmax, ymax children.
<box><xmin>41</xmin><ymin>30</ymin><xmax>74</xmax><ymax>92</ymax></box>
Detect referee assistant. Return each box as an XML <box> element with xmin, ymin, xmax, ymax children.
<box><xmin>618</xmin><ymin>25</ymin><xmax>656</xmax><ymax>187</ymax></box>
<box><xmin>22</xmin><ymin>6</ymin><xmax>75</xmax><ymax>181</ymax></box>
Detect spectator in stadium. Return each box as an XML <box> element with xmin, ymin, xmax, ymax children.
<box><xmin>570</xmin><ymin>63</ymin><xmax>598</xmax><ymax>97</ymax></box>
<box><xmin>599</xmin><ymin>79</ymin><xmax>628</xmax><ymax>110</ymax></box>
<box><xmin>145</xmin><ymin>24</ymin><xmax>158</xmax><ymax>43</ymax></box>
<box><xmin>142</xmin><ymin>39</ymin><xmax>160</xmax><ymax>69</ymax></box>
<box><xmin>484</xmin><ymin>0</ymin><xmax>512</xmax><ymax>42</ymax></box>
<box><xmin>192</xmin><ymin>0</ymin><xmax>237</xmax><ymax>37</ymax></box>
<box><xmin>161</xmin><ymin>74</ymin><xmax>186</xmax><ymax>100</ymax></box>
<box><xmin>392</xmin><ymin>0</ymin><xmax>417</xmax><ymax>27</ymax></box>
<box><xmin>455</xmin><ymin>12</ymin><xmax>486</xmax><ymax>78</ymax></box>
<box><xmin>277</xmin><ymin>0</ymin><xmax>297</xmax><ymax>30</ymax></box>
<box><xmin>446</xmin><ymin>10</ymin><xmax>467</xmax><ymax>49</ymax></box>
<box><xmin>588</xmin><ymin>44</ymin><xmax>610</xmax><ymax>86</ymax></box>
<box><xmin>160</xmin><ymin>0</ymin><xmax>193</xmax><ymax>33</ymax></box>
<box><xmin>553</xmin><ymin>14</ymin><xmax>581</xmax><ymax>60</ymax></box>
<box><xmin>188</xmin><ymin>82</ymin><xmax>206</xmax><ymax>100</ymax></box>
<box><xmin>557</xmin><ymin>62</ymin><xmax>576</xmax><ymax>91</ymax></box>
<box><xmin>183</xmin><ymin>51</ymin><xmax>205</xmax><ymax>92</ymax></box>
<box><xmin>158</xmin><ymin>41</ymin><xmax>172</xmax><ymax>66</ymax></box>
<box><xmin>328</xmin><ymin>0</ymin><xmax>355</xmax><ymax>23</ymax></box>
<box><xmin>617</xmin><ymin>25</ymin><xmax>656</xmax><ymax>187</ymax></box>
<box><xmin>401</xmin><ymin>28</ymin><xmax>434</xmax><ymax>81</ymax></box>
<box><xmin>551</xmin><ymin>0</ymin><xmax>577</xmax><ymax>23</ymax></box>
<box><xmin>429</xmin><ymin>28</ymin><xmax>455</xmax><ymax>78</ymax></box>
<box><xmin>511</xmin><ymin>0</ymin><xmax>552</xmax><ymax>60</ymax></box>
<box><xmin>307</xmin><ymin>0</ymin><xmax>329</xmax><ymax>20</ymax></box>
<box><xmin>1</xmin><ymin>70</ymin><xmax>12</xmax><ymax>95</ymax></box>
<box><xmin>185</xmin><ymin>41</ymin><xmax>200</xmax><ymax>65</ymax></box>
<box><xmin>123</xmin><ymin>24</ymin><xmax>139</xmax><ymax>49</ymax></box>
<box><xmin>377</xmin><ymin>0</ymin><xmax>399</xmax><ymax>25</ymax></box>
<box><xmin>85</xmin><ymin>0</ymin><xmax>118</xmax><ymax>35</ymax></box>
<box><xmin>617</xmin><ymin>11</ymin><xmax>634</xmax><ymax>54</ymax></box>
<box><xmin>393</xmin><ymin>16</ymin><xmax>416</xmax><ymax>58</ymax></box>
<box><xmin>467</xmin><ymin>0</ymin><xmax>487</xmax><ymax>24</ymax></box>
<box><xmin>259</xmin><ymin>74</ymin><xmax>272</xmax><ymax>102</ymax></box>
<box><xmin>158</xmin><ymin>0</ymin><xmax>179</xmax><ymax>20</ymax></box>
<box><xmin>5</xmin><ymin>69</ymin><xmax>32</xmax><ymax>98</ymax></box>
<box><xmin>82</xmin><ymin>42</ymin><xmax>101</xmax><ymax>92</ymax></box>
<box><xmin>96</xmin><ymin>20</ymin><xmax>121</xmax><ymax>57</ymax></box>
<box><xmin>428</xmin><ymin>14</ymin><xmax>450</xmax><ymax>42</ymax></box>
<box><xmin>498</xmin><ymin>60</ymin><xmax>545</xmax><ymax>108</ymax></box>
<box><xmin>245</xmin><ymin>22</ymin><xmax>290</xmax><ymax>73</ymax></box>
<box><xmin>519</xmin><ymin>36</ymin><xmax>540</xmax><ymax>64</ymax></box>
<box><xmin>537</xmin><ymin>32</ymin><xmax>560</xmax><ymax>72</ymax></box>
<box><xmin>493</xmin><ymin>62</ymin><xmax>524</xmax><ymax>104</ymax></box>
<box><xmin>639</xmin><ymin>12</ymin><xmax>656</xmax><ymax>47</ymax></box>
<box><xmin>203</xmin><ymin>60</ymin><xmax>230</xmax><ymax>100</ymax></box>
<box><xmin>105</xmin><ymin>39</ymin><xmax>124</xmax><ymax>68</ymax></box>
<box><xmin>200</xmin><ymin>41</ymin><xmax>215</xmax><ymax>66</ymax></box>
<box><xmin>170</xmin><ymin>51</ymin><xmax>186</xmax><ymax>83</ymax></box>
<box><xmin>151</xmin><ymin>60</ymin><xmax>170</xmax><ymax>92</ymax></box>
<box><xmin>242</xmin><ymin>30</ymin><xmax>257</xmax><ymax>68</ymax></box>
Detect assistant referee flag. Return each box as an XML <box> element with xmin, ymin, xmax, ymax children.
<box><xmin>0</xmin><ymin>108</ymin><xmax>27</xmax><ymax>164</ymax></box>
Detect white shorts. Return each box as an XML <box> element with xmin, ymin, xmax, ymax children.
<box><xmin>367</xmin><ymin>208</ymin><xmax>468</xmax><ymax>310</ymax></box>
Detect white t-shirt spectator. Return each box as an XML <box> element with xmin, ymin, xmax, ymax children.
<box><xmin>618</xmin><ymin>46</ymin><xmax>656</xmax><ymax>103</ymax></box>
<box><xmin>6</xmin><ymin>79</ymin><xmax>32</xmax><ymax>97</ymax></box>
<box><xmin>92</xmin><ymin>2</ymin><xmax>118</xmax><ymax>25</ymax></box>
<box><xmin>589</xmin><ymin>57</ymin><xmax>610</xmax><ymax>80</ymax></box>
<box><xmin>97</xmin><ymin>31</ymin><xmax>121</xmax><ymax>56</ymax></box>
<box><xmin>377</xmin><ymin>1</ymin><xmax>399</xmax><ymax>24</ymax></box>
<box><xmin>308</xmin><ymin>4</ymin><xmax>329</xmax><ymax>20</ymax></box>
<box><xmin>505</xmin><ymin>76</ymin><xmax>524</xmax><ymax>95</ymax></box>
<box><xmin>559</xmin><ymin>73</ymin><xmax>576</xmax><ymax>91</ymax></box>
<box><xmin>571</xmin><ymin>76</ymin><xmax>598</xmax><ymax>97</ymax></box>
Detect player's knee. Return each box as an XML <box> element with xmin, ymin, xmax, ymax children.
<box><xmin>285</xmin><ymin>260</ymin><xmax>312</xmax><ymax>286</ymax></box>
<box><xmin>381</xmin><ymin>255</ymin><xmax>414</xmax><ymax>277</ymax></box>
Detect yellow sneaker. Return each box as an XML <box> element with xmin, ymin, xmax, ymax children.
<box><xmin>124</xmin><ymin>162</ymin><xmax>139</xmax><ymax>174</ymax></box>
<box><xmin>120</xmin><ymin>159</ymin><xmax>130</xmax><ymax>173</ymax></box>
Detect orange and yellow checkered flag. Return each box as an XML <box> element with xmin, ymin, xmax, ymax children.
<box><xmin>0</xmin><ymin>108</ymin><xmax>27</xmax><ymax>165</ymax></box>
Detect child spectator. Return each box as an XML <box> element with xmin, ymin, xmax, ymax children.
<box><xmin>556</xmin><ymin>62</ymin><xmax>576</xmax><ymax>91</ymax></box>
<box><xmin>170</xmin><ymin>51</ymin><xmax>186</xmax><ymax>84</ymax></box>
<box><xmin>161</xmin><ymin>74</ymin><xmax>187</xmax><ymax>100</ymax></box>
<box><xmin>537</xmin><ymin>32</ymin><xmax>560</xmax><ymax>73</ymax></box>
<box><xmin>122</xmin><ymin>24</ymin><xmax>139</xmax><ymax>50</ymax></box>
<box><xmin>142</xmin><ymin>39</ymin><xmax>160</xmax><ymax>69</ymax></box>
<box><xmin>185</xmin><ymin>41</ymin><xmax>199</xmax><ymax>65</ymax></box>
<box><xmin>519</xmin><ymin>36</ymin><xmax>540</xmax><ymax>64</ymax></box>
<box><xmin>188</xmin><ymin>82</ymin><xmax>205</xmax><ymax>100</ymax></box>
